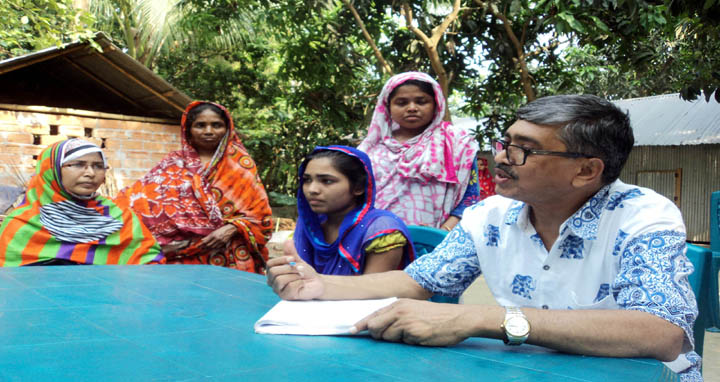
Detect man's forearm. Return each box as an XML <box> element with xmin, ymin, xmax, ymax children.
<box><xmin>461</xmin><ymin>306</ymin><xmax>685</xmax><ymax>361</ymax></box>
<box><xmin>320</xmin><ymin>271</ymin><xmax>432</xmax><ymax>300</ymax></box>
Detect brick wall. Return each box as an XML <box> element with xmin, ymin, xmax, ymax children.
<box><xmin>0</xmin><ymin>108</ymin><xmax>181</xmax><ymax>195</ymax></box>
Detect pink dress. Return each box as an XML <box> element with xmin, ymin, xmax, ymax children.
<box><xmin>358</xmin><ymin>72</ymin><xmax>478</xmax><ymax>228</ymax></box>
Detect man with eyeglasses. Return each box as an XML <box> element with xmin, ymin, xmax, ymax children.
<box><xmin>267</xmin><ymin>95</ymin><xmax>699</xmax><ymax>381</ymax></box>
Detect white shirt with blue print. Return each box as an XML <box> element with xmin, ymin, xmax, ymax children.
<box><xmin>405</xmin><ymin>180</ymin><xmax>701</xmax><ymax>381</ymax></box>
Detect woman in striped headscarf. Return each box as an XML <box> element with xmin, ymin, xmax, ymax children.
<box><xmin>0</xmin><ymin>139</ymin><xmax>163</xmax><ymax>266</ymax></box>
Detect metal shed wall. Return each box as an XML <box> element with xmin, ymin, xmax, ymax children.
<box><xmin>619</xmin><ymin>144</ymin><xmax>720</xmax><ymax>242</ymax></box>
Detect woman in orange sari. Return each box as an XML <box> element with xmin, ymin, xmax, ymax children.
<box><xmin>115</xmin><ymin>101</ymin><xmax>273</xmax><ymax>273</ymax></box>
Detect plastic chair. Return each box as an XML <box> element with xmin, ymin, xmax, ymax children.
<box><xmin>708</xmin><ymin>191</ymin><xmax>720</xmax><ymax>331</ymax></box>
<box><xmin>407</xmin><ymin>225</ymin><xmax>459</xmax><ymax>304</ymax></box>
<box><xmin>686</xmin><ymin>243</ymin><xmax>715</xmax><ymax>357</ymax></box>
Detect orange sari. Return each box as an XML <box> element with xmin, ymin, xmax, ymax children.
<box><xmin>115</xmin><ymin>101</ymin><xmax>273</xmax><ymax>273</ymax></box>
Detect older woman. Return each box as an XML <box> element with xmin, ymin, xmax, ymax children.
<box><xmin>0</xmin><ymin>139</ymin><xmax>163</xmax><ymax>266</ymax></box>
<box><xmin>115</xmin><ymin>101</ymin><xmax>273</xmax><ymax>273</ymax></box>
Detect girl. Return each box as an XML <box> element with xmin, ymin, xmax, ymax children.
<box><xmin>294</xmin><ymin>146</ymin><xmax>414</xmax><ymax>275</ymax></box>
<box><xmin>0</xmin><ymin>139</ymin><xmax>163</xmax><ymax>266</ymax></box>
<box><xmin>358</xmin><ymin>72</ymin><xmax>481</xmax><ymax>230</ymax></box>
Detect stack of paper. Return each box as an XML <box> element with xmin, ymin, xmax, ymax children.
<box><xmin>254</xmin><ymin>298</ymin><xmax>397</xmax><ymax>335</ymax></box>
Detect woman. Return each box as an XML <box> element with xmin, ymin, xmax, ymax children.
<box><xmin>477</xmin><ymin>157</ymin><xmax>496</xmax><ymax>200</ymax></box>
<box><xmin>115</xmin><ymin>101</ymin><xmax>273</xmax><ymax>273</ymax></box>
<box><xmin>294</xmin><ymin>146</ymin><xmax>414</xmax><ymax>275</ymax></box>
<box><xmin>358</xmin><ymin>72</ymin><xmax>480</xmax><ymax>230</ymax></box>
<box><xmin>0</xmin><ymin>139</ymin><xmax>163</xmax><ymax>266</ymax></box>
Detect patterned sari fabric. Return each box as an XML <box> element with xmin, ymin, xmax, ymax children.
<box><xmin>294</xmin><ymin>146</ymin><xmax>414</xmax><ymax>275</ymax></box>
<box><xmin>115</xmin><ymin>101</ymin><xmax>273</xmax><ymax>273</ymax></box>
<box><xmin>358</xmin><ymin>72</ymin><xmax>479</xmax><ymax>228</ymax></box>
<box><xmin>0</xmin><ymin>139</ymin><xmax>163</xmax><ymax>266</ymax></box>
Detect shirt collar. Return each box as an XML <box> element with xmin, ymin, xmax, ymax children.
<box><xmin>559</xmin><ymin>183</ymin><xmax>613</xmax><ymax>241</ymax></box>
<box><xmin>503</xmin><ymin>183</ymin><xmax>614</xmax><ymax>241</ymax></box>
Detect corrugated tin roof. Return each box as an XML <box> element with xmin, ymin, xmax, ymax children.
<box><xmin>0</xmin><ymin>33</ymin><xmax>191</xmax><ymax>121</ymax></box>
<box><xmin>613</xmin><ymin>93</ymin><xmax>720</xmax><ymax>146</ymax></box>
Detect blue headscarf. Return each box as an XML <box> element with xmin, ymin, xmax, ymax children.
<box><xmin>294</xmin><ymin>145</ymin><xmax>415</xmax><ymax>275</ymax></box>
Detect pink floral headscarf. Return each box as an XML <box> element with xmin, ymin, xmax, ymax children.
<box><xmin>358</xmin><ymin>72</ymin><xmax>478</xmax><ymax>227</ymax></box>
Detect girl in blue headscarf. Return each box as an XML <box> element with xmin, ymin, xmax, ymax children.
<box><xmin>294</xmin><ymin>146</ymin><xmax>415</xmax><ymax>275</ymax></box>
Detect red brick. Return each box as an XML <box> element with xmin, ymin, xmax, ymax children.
<box><xmin>0</xmin><ymin>152</ymin><xmax>32</xmax><ymax>168</ymax></box>
<box><xmin>2</xmin><ymin>144</ymin><xmax>43</xmax><ymax>156</ymax></box>
<box><xmin>124</xmin><ymin>131</ymin><xmax>151</xmax><ymax>141</ymax></box>
<box><xmin>40</xmin><ymin>134</ymin><xmax>68</xmax><ymax>146</ymax></box>
<box><xmin>124</xmin><ymin>121</ymin><xmax>148</xmax><ymax>131</ymax></box>
<box><xmin>125</xmin><ymin>150</ymin><xmax>150</xmax><ymax>159</ymax></box>
<box><xmin>50</xmin><ymin>115</ymin><xmax>82</xmax><ymax>126</ymax></box>
<box><xmin>94</xmin><ymin>128</ymin><xmax>128</xmax><ymax>139</ymax></box>
<box><xmin>122</xmin><ymin>158</ymin><xmax>147</xmax><ymax>170</ymax></box>
<box><xmin>107</xmin><ymin>158</ymin><xmax>125</xmax><ymax>170</ymax></box>
<box><xmin>14</xmin><ymin>113</ymin><xmax>50</xmax><ymax>135</ymax></box>
<box><xmin>82</xmin><ymin>117</ymin><xmax>99</xmax><ymax>128</ymax></box>
<box><xmin>95</xmin><ymin>119</ymin><xmax>124</xmax><ymax>130</ymax></box>
<box><xmin>2</xmin><ymin>131</ymin><xmax>34</xmax><ymax>144</ymax></box>
<box><xmin>103</xmin><ymin>138</ymin><xmax>124</xmax><ymax>149</ymax></box>
<box><xmin>143</xmin><ymin>141</ymin><xmax>173</xmax><ymax>152</ymax></box>
<box><xmin>58</xmin><ymin>125</ymin><xmax>85</xmax><ymax>137</ymax></box>
<box><xmin>122</xmin><ymin>140</ymin><xmax>145</xmax><ymax>150</ymax></box>
<box><xmin>0</xmin><ymin>121</ymin><xmax>24</xmax><ymax>133</ymax></box>
<box><xmin>153</xmin><ymin>124</ymin><xmax>181</xmax><ymax>135</ymax></box>
<box><xmin>0</xmin><ymin>110</ymin><xmax>17</xmax><ymax>122</ymax></box>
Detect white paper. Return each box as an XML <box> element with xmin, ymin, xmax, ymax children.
<box><xmin>254</xmin><ymin>297</ymin><xmax>397</xmax><ymax>335</ymax></box>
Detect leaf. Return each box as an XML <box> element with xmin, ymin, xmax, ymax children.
<box><xmin>589</xmin><ymin>16</ymin><xmax>609</xmax><ymax>33</ymax></box>
<box><xmin>558</xmin><ymin>12</ymin><xmax>585</xmax><ymax>33</ymax></box>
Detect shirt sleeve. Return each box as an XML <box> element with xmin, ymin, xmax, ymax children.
<box><xmin>405</xmin><ymin>223</ymin><xmax>481</xmax><ymax>298</ymax></box>
<box><xmin>450</xmin><ymin>157</ymin><xmax>481</xmax><ymax>218</ymax></box>
<box><xmin>364</xmin><ymin>231</ymin><xmax>407</xmax><ymax>254</ymax></box>
<box><xmin>613</xmin><ymin>229</ymin><xmax>697</xmax><ymax>346</ymax></box>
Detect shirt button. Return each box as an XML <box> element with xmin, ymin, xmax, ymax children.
<box><xmin>542</xmin><ymin>305</ymin><xmax>549</xmax><ymax>309</ymax></box>
<box><xmin>543</xmin><ymin>265</ymin><xmax>550</xmax><ymax>271</ymax></box>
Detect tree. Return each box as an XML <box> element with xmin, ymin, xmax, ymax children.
<box><xmin>0</xmin><ymin>0</ymin><xmax>96</xmax><ymax>59</ymax></box>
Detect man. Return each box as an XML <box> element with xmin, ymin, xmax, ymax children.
<box><xmin>267</xmin><ymin>95</ymin><xmax>700</xmax><ymax>381</ymax></box>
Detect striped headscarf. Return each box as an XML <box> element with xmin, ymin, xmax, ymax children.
<box><xmin>0</xmin><ymin>139</ymin><xmax>164</xmax><ymax>266</ymax></box>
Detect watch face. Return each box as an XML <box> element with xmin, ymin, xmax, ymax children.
<box><xmin>505</xmin><ymin>316</ymin><xmax>530</xmax><ymax>336</ymax></box>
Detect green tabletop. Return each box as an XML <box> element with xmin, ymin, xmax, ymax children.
<box><xmin>0</xmin><ymin>265</ymin><xmax>678</xmax><ymax>381</ymax></box>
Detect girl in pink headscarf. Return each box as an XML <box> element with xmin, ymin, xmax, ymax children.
<box><xmin>358</xmin><ymin>72</ymin><xmax>481</xmax><ymax>230</ymax></box>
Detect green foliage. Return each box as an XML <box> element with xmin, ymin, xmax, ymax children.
<box><xmin>7</xmin><ymin>0</ymin><xmax>719</xmax><ymax>199</ymax></box>
<box><xmin>0</xmin><ymin>0</ymin><xmax>96</xmax><ymax>59</ymax></box>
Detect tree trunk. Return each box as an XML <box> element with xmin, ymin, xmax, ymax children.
<box><xmin>402</xmin><ymin>0</ymin><xmax>461</xmax><ymax>121</ymax></box>
<box><xmin>474</xmin><ymin>0</ymin><xmax>536</xmax><ymax>101</ymax></box>
<box><xmin>341</xmin><ymin>0</ymin><xmax>393</xmax><ymax>75</ymax></box>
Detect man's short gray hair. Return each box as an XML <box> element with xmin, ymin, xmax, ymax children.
<box><xmin>516</xmin><ymin>95</ymin><xmax>634</xmax><ymax>185</ymax></box>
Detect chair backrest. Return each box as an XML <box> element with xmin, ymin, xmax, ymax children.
<box><xmin>711</xmin><ymin>191</ymin><xmax>720</xmax><ymax>252</ymax></box>
<box><xmin>407</xmin><ymin>225</ymin><xmax>459</xmax><ymax>304</ymax></box>
<box><xmin>707</xmin><ymin>191</ymin><xmax>720</xmax><ymax>334</ymax></box>
<box><xmin>686</xmin><ymin>243</ymin><xmax>713</xmax><ymax>356</ymax></box>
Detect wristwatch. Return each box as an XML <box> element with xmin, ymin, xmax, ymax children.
<box><xmin>501</xmin><ymin>306</ymin><xmax>530</xmax><ymax>345</ymax></box>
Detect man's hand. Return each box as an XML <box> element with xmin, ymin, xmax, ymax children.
<box><xmin>353</xmin><ymin>299</ymin><xmax>471</xmax><ymax>346</ymax></box>
<box><xmin>266</xmin><ymin>239</ymin><xmax>325</xmax><ymax>300</ymax></box>
<box><xmin>200</xmin><ymin>224</ymin><xmax>236</xmax><ymax>249</ymax></box>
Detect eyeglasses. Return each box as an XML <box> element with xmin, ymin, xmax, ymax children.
<box><xmin>491</xmin><ymin>139</ymin><xmax>593</xmax><ymax>166</ymax></box>
<box><xmin>62</xmin><ymin>162</ymin><xmax>108</xmax><ymax>172</ymax></box>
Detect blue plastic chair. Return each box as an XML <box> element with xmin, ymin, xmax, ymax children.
<box><xmin>708</xmin><ymin>191</ymin><xmax>720</xmax><ymax>331</ymax></box>
<box><xmin>407</xmin><ymin>225</ymin><xmax>459</xmax><ymax>304</ymax></box>
<box><xmin>686</xmin><ymin>242</ymin><xmax>718</xmax><ymax>357</ymax></box>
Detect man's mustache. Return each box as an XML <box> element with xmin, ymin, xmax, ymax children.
<box><xmin>495</xmin><ymin>163</ymin><xmax>519</xmax><ymax>180</ymax></box>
